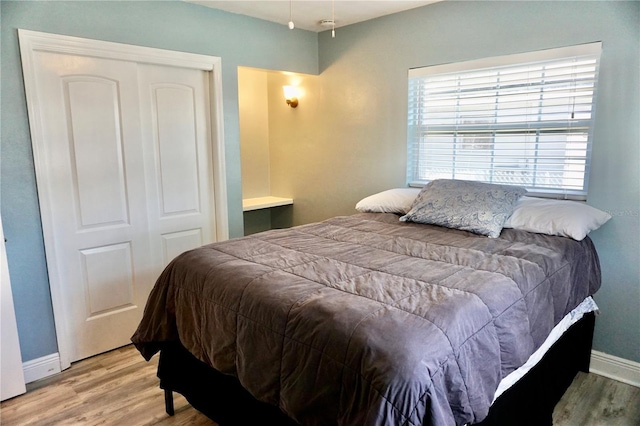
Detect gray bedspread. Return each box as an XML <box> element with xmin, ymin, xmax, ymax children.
<box><xmin>132</xmin><ymin>213</ymin><xmax>601</xmax><ymax>425</ymax></box>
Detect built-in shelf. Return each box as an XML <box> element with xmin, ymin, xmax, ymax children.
<box><xmin>242</xmin><ymin>196</ymin><xmax>293</xmax><ymax>212</ymax></box>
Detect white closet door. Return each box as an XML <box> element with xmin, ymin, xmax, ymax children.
<box><xmin>20</xmin><ymin>30</ymin><xmax>228</xmax><ymax>369</ymax></box>
<box><xmin>30</xmin><ymin>51</ymin><xmax>155</xmax><ymax>362</ymax></box>
<box><xmin>28</xmin><ymin>52</ymin><xmax>216</xmax><ymax>363</ymax></box>
<box><xmin>138</xmin><ymin>64</ymin><xmax>216</xmax><ymax>267</ymax></box>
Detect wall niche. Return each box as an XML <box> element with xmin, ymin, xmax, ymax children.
<box><xmin>238</xmin><ymin>66</ymin><xmax>299</xmax><ymax>235</ymax></box>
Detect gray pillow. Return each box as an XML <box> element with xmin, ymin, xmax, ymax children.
<box><xmin>400</xmin><ymin>179</ymin><xmax>527</xmax><ymax>238</ymax></box>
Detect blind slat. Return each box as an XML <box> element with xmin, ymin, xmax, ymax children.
<box><xmin>406</xmin><ymin>43</ymin><xmax>601</xmax><ymax>198</ymax></box>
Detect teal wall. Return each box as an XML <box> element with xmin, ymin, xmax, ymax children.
<box><xmin>2</xmin><ymin>0</ymin><xmax>638</xmax><ymax>365</ymax></box>
<box><xmin>315</xmin><ymin>0</ymin><xmax>639</xmax><ymax>362</ymax></box>
<box><xmin>0</xmin><ymin>0</ymin><xmax>318</xmax><ymax>361</ymax></box>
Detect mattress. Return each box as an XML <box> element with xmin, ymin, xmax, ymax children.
<box><xmin>132</xmin><ymin>213</ymin><xmax>601</xmax><ymax>425</ymax></box>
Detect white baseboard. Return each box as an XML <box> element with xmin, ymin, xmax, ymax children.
<box><xmin>18</xmin><ymin>350</ymin><xmax>639</xmax><ymax>388</ymax></box>
<box><xmin>590</xmin><ymin>350</ymin><xmax>640</xmax><ymax>388</ymax></box>
<box><xmin>22</xmin><ymin>353</ymin><xmax>61</xmax><ymax>384</ymax></box>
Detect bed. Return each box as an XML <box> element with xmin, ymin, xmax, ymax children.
<box><xmin>132</xmin><ymin>181</ymin><xmax>608</xmax><ymax>425</ymax></box>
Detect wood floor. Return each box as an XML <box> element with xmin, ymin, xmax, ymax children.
<box><xmin>1</xmin><ymin>344</ymin><xmax>638</xmax><ymax>425</ymax></box>
<box><xmin>553</xmin><ymin>372</ymin><xmax>640</xmax><ymax>426</ymax></box>
<box><xmin>0</xmin><ymin>345</ymin><xmax>214</xmax><ymax>426</ymax></box>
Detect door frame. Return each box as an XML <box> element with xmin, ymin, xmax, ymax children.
<box><xmin>18</xmin><ymin>29</ymin><xmax>229</xmax><ymax>370</ymax></box>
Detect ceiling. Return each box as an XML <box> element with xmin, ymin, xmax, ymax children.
<box><xmin>187</xmin><ymin>1</ymin><xmax>439</xmax><ymax>32</ymax></box>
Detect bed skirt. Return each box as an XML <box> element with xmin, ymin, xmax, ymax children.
<box><xmin>157</xmin><ymin>312</ymin><xmax>595</xmax><ymax>426</ymax></box>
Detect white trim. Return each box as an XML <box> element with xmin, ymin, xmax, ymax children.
<box><xmin>590</xmin><ymin>350</ymin><xmax>640</xmax><ymax>388</ymax></box>
<box><xmin>409</xmin><ymin>42</ymin><xmax>602</xmax><ymax>77</ymax></box>
<box><xmin>19</xmin><ymin>29</ymin><xmax>73</xmax><ymax>370</ymax></box>
<box><xmin>209</xmin><ymin>58</ymin><xmax>230</xmax><ymax>241</ymax></box>
<box><xmin>22</xmin><ymin>353</ymin><xmax>62</xmax><ymax>384</ymax></box>
<box><xmin>1</xmin><ymin>218</ymin><xmax>27</xmax><ymax>400</ymax></box>
<box><xmin>406</xmin><ymin>43</ymin><xmax>601</xmax><ymax>197</ymax></box>
<box><xmin>18</xmin><ymin>29</ymin><xmax>228</xmax><ymax>369</ymax></box>
<box><xmin>17</xmin><ymin>29</ymin><xmax>218</xmax><ymax>71</ymax></box>
<box><xmin>19</xmin><ymin>351</ymin><xmax>639</xmax><ymax>389</ymax></box>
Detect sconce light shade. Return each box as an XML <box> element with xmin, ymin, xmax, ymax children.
<box><xmin>283</xmin><ymin>85</ymin><xmax>299</xmax><ymax>108</ymax></box>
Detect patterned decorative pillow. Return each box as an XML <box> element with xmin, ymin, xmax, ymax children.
<box><xmin>400</xmin><ymin>179</ymin><xmax>527</xmax><ymax>238</ymax></box>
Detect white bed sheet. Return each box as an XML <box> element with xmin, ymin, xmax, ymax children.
<box><xmin>492</xmin><ymin>296</ymin><xmax>599</xmax><ymax>402</ymax></box>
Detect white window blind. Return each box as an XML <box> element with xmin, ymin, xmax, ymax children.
<box><xmin>407</xmin><ymin>43</ymin><xmax>601</xmax><ymax>199</ymax></box>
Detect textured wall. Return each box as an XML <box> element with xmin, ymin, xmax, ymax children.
<box><xmin>0</xmin><ymin>0</ymin><xmax>318</xmax><ymax>361</ymax></box>
<box><xmin>3</xmin><ymin>0</ymin><xmax>638</xmax><ymax>366</ymax></box>
<box><xmin>309</xmin><ymin>0</ymin><xmax>638</xmax><ymax>361</ymax></box>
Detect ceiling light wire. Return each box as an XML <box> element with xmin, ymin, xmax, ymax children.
<box><xmin>331</xmin><ymin>0</ymin><xmax>335</xmax><ymax>38</ymax></box>
<box><xmin>288</xmin><ymin>0</ymin><xmax>294</xmax><ymax>29</ymax></box>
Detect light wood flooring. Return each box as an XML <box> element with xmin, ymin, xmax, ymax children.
<box><xmin>1</xmin><ymin>344</ymin><xmax>638</xmax><ymax>425</ymax></box>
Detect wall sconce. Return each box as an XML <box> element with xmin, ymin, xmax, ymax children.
<box><xmin>283</xmin><ymin>85</ymin><xmax>299</xmax><ymax>108</ymax></box>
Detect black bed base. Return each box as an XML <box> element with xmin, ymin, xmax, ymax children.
<box><xmin>158</xmin><ymin>342</ymin><xmax>296</xmax><ymax>425</ymax></box>
<box><xmin>158</xmin><ymin>312</ymin><xmax>595</xmax><ymax>426</ymax></box>
<box><xmin>474</xmin><ymin>311</ymin><xmax>594</xmax><ymax>426</ymax></box>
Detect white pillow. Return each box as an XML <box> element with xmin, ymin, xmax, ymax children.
<box><xmin>503</xmin><ymin>196</ymin><xmax>612</xmax><ymax>241</ymax></box>
<box><xmin>355</xmin><ymin>188</ymin><xmax>422</xmax><ymax>214</ymax></box>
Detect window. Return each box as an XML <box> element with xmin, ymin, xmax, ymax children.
<box><xmin>407</xmin><ymin>43</ymin><xmax>601</xmax><ymax>200</ymax></box>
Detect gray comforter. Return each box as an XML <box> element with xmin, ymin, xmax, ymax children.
<box><xmin>132</xmin><ymin>213</ymin><xmax>601</xmax><ymax>425</ymax></box>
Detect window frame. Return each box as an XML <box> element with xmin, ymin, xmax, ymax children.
<box><xmin>406</xmin><ymin>42</ymin><xmax>602</xmax><ymax>200</ymax></box>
